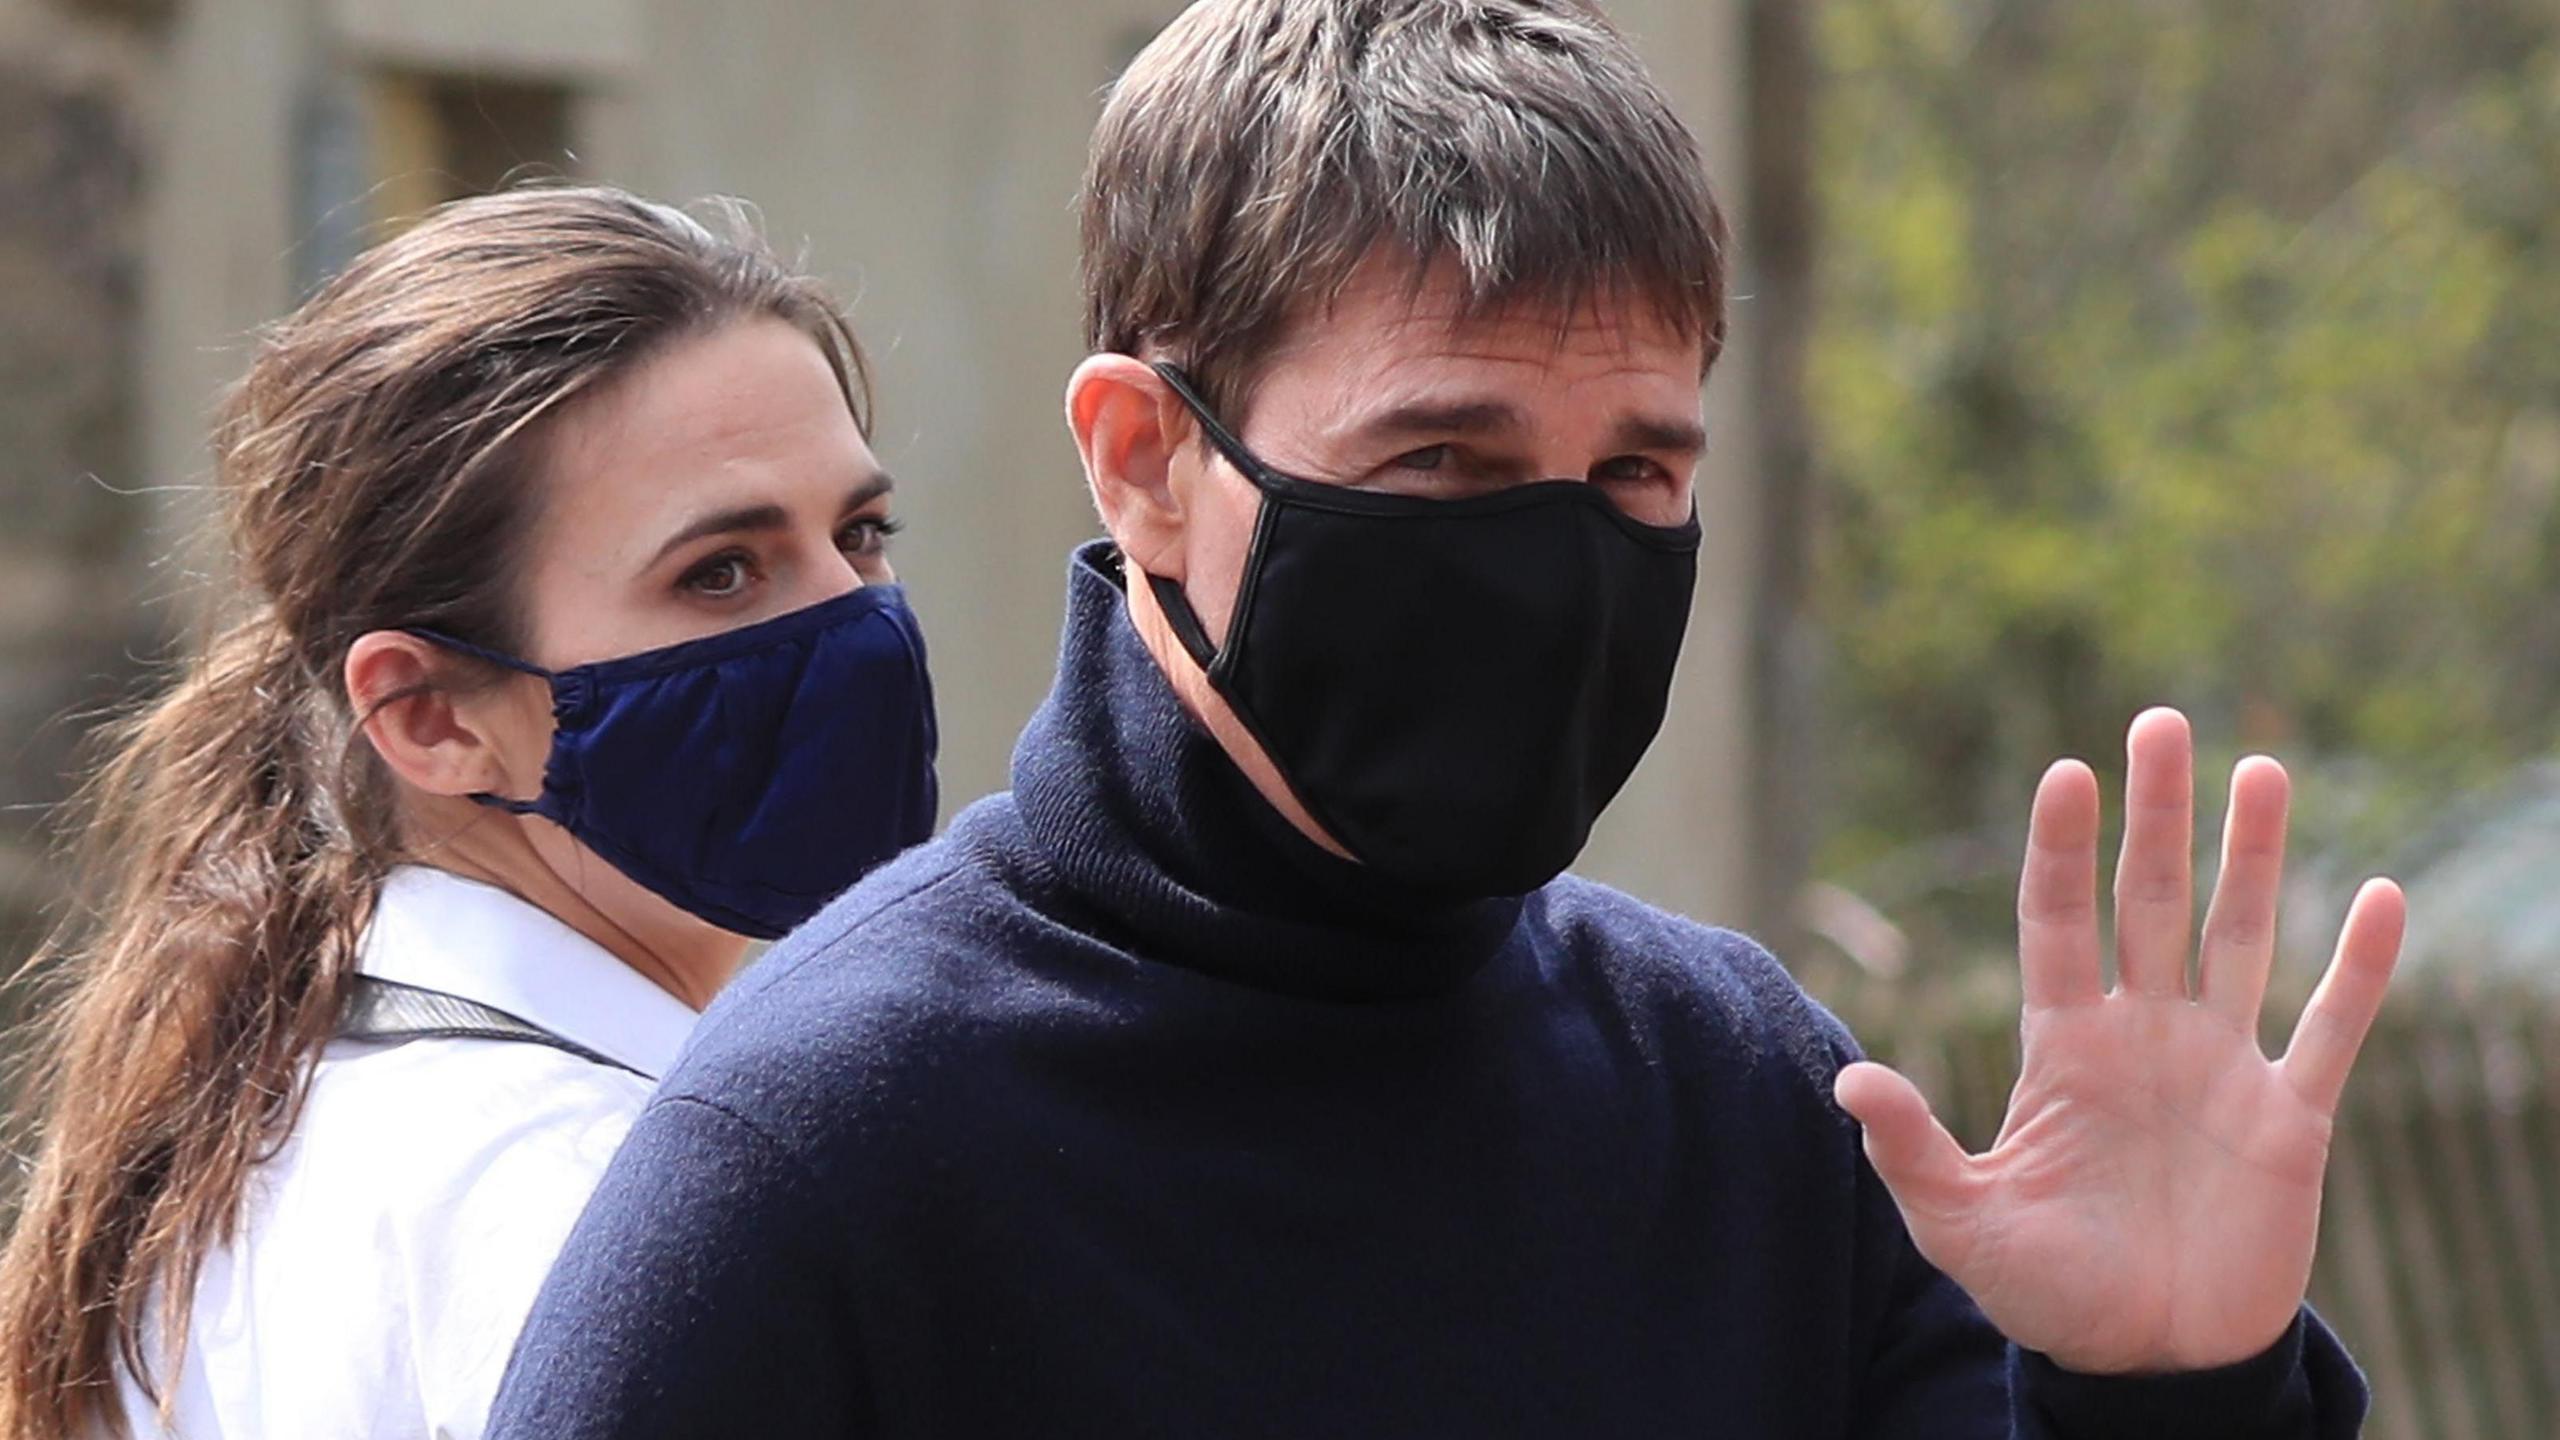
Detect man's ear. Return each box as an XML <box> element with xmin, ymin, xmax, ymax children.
<box><xmin>344</xmin><ymin>632</ymin><xmax>524</xmax><ymax>800</ymax></box>
<box><xmin>1065</xmin><ymin>353</ymin><xmax>1199</xmax><ymax>580</ymax></box>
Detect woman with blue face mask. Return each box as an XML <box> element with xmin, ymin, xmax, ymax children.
<box><xmin>0</xmin><ymin>184</ymin><xmax>937</xmax><ymax>1440</ymax></box>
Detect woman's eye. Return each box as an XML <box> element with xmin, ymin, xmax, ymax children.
<box><xmin>839</xmin><ymin>515</ymin><xmax>906</xmax><ymax>556</ymax></box>
<box><xmin>680</xmin><ymin>554</ymin><xmax>754</xmax><ymax>598</ymax></box>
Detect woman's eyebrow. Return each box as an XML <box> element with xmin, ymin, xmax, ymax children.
<box><xmin>647</xmin><ymin>504</ymin><xmax>789</xmax><ymax>568</ymax></box>
<box><xmin>647</xmin><ymin>472</ymin><xmax>896</xmax><ymax>569</ymax></box>
<box><xmin>838</xmin><ymin>471</ymin><xmax>895</xmax><ymax>513</ymax></box>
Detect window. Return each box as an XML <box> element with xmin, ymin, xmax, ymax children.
<box><xmin>368</xmin><ymin>71</ymin><xmax>577</xmax><ymax>223</ymax></box>
<box><xmin>292</xmin><ymin>66</ymin><xmax>576</xmax><ymax>291</ymax></box>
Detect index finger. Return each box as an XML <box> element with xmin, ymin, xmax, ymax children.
<box><xmin>2019</xmin><ymin>759</ymin><xmax>2105</xmax><ymax>1009</ymax></box>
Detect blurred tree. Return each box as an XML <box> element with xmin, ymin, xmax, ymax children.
<box><xmin>1809</xmin><ymin>0</ymin><xmax>2560</xmax><ymax>966</ymax></box>
<box><xmin>1745</xmin><ymin>0</ymin><xmax>1821</xmax><ymax>957</ymax></box>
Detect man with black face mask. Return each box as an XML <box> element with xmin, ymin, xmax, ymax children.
<box><xmin>489</xmin><ymin>3</ymin><xmax>2405</xmax><ymax>1436</ymax></box>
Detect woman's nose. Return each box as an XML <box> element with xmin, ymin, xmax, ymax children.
<box><xmin>816</xmin><ymin>555</ymin><xmax>869</xmax><ymax>600</ymax></box>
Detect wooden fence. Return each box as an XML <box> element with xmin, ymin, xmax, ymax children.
<box><xmin>1825</xmin><ymin>970</ymin><xmax>2560</xmax><ymax>1439</ymax></box>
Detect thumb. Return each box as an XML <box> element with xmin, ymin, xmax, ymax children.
<box><xmin>1834</xmin><ymin>1061</ymin><xmax>1976</xmax><ymax>1223</ymax></box>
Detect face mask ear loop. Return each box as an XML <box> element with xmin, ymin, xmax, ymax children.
<box><xmin>1139</xmin><ymin>362</ymin><xmax>1290</xmax><ymax>675</ymax></box>
<box><xmin>402</xmin><ymin>628</ymin><xmax>553</xmax><ymax>680</ymax></box>
<box><xmin>1150</xmin><ymin>362</ymin><xmax>1288</xmax><ymax>491</ymax></box>
<box><xmin>1144</xmin><ymin>571</ymin><xmax>1225</xmax><ymax>672</ymax></box>
<box><xmin>401</xmin><ymin>628</ymin><xmax>555</xmax><ymax>817</ymax></box>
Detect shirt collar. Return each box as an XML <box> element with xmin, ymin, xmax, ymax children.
<box><xmin>357</xmin><ymin>865</ymin><xmax>700</xmax><ymax>1080</ymax></box>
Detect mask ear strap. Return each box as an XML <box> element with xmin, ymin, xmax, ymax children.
<box><xmin>464</xmin><ymin>792</ymin><xmax>546</xmax><ymax>817</ymax></box>
<box><xmin>402</xmin><ymin>628</ymin><xmax>553</xmax><ymax>680</ymax></box>
<box><xmin>1140</xmin><ymin>363</ymin><xmax>1278</xmax><ymax>673</ymax></box>
<box><xmin>400</xmin><ymin>629</ymin><xmax>552</xmax><ymax>816</ymax></box>
<box><xmin>1144</xmin><ymin>570</ymin><xmax>1223</xmax><ymax>672</ymax></box>
<box><xmin>1116</xmin><ymin>361</ymin><xmax>1244</xmax><ymax>671</ymax></box>
<box><xmin>1150</xmin><ymin>362</ymin><xmax>1284</xmax><ymax>490</ymax></box>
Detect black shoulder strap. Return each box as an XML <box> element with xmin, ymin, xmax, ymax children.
<box><xmin>338</xmin><ymin>974</ymin><xmax>649</xmax><ymax>1080</ymax></box>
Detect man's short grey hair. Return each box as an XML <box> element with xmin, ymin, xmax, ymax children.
<box><xmin>1080</xmin><ymin>0</ymin><xmax>1730</xmax><ymax>423</ymax></box>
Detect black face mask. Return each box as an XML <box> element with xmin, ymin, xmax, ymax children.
<box><xmin>1143</xmin><ymin>362</ymin><xmax>1701</xmax><ymax>899</ymax></box>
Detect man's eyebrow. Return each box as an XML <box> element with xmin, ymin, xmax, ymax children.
<box><xmin>1347</xmin><ymin>401</ymin><xmax>1706</xmax><ymax>457</ymax></box>
<box><xmin>1348</xmin><ymin>399</ymin><xmax>1528</xmax><ymax>443</ymax></box>
<box><xmin>1611</xmin><ymin>415</ymin><xmax>1709</xmax><ymax>455</ymax></box>
<box><xmin>645</xmin><ymin>472</ymin><xmax>894</xmax><ymax>570</ymax></box>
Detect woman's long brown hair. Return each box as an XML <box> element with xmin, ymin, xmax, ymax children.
<box><xmin>0</xmin><ymin>185</ymin><xmax>869</xmax><ymax>1439</ymax></box>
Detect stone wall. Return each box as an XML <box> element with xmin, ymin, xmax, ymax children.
<box><xmin>0</xmin><ymin>0</ymin><xmax>161</xmax><ymax>948</ymax></box>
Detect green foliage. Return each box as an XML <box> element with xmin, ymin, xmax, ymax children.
<box><xmin>1810</xmin><ymin>0</ymin><xmax>2560</xmax><ymax>967</ymax></box>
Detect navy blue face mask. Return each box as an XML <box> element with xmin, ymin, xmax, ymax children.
<box><xmin>412</xmin><ymin>584</ymin><xmax>938</xmax><ymax>940</ymax></box>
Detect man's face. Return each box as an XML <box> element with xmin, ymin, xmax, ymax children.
<box><xmin>1167</xmin><ymin>254</ymin><xmax>1709</xmax><ymax>651</ymax></box>
<box><xmin>1100</xmin><ymin>250</ymin><xmax>1709</xmax><ymax>860</ymax></box>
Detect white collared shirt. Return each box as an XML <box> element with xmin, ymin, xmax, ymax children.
<box><xmin>114</xmin><ymin>866</ymin><xmax>700</xmax><ymax>1440</ymax></box>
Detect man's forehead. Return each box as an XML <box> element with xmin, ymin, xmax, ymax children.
<box><xmin>1274</xmin><ymin>251</ymin><xmax>1706</xmax><ymax>375</ymax></box>
<box><xmin>1261</xmin><ymin>309</ymin><xmax>1708</xmax><ymax>456</ymax></box>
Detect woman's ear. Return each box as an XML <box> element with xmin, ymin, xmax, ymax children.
<box><xmin>1065</xmin><ymin>353</ymin><xmax>1199</xmax><ymax>580</ymax></box>
<box><xmin>344</xmin><ymin>632</ymin><xmax>526</xmax><ymax>800</ymax></box>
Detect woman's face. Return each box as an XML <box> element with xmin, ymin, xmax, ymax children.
<box><xmin>476</xmin><ymin>316</ymin><xmax>897</xmax><ymax>956</ymax></box>
<box><xmin>518</xmin><ymin>316</ymin><xmax>895</xmax><ymax>664</ymax></box>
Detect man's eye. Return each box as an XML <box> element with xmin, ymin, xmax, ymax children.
<box><xmin>1594</xmin><ymin>455</ymin><xmax>1670</xmax><ymax>484</ymax></box>
<box><xmin>680</xmin><ymin>554</ymin><xmax>753</xmax><ymax>597</ymax></box>
<box><xmin>1391</xmin><ymin>445</ymin><xmax>1450</xmax><ymax>473</ymax></box>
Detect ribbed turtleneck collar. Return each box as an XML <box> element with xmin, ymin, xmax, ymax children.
<box><xmin>1009</xmin><ymin>542</ymin><xmax>1525</xmax><ymax>1001</ymax></box>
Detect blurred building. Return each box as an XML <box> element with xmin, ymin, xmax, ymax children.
<box><xmin>0</xmin><ymin>0</ymin><xmax>1772</xmax><ymax>940</ymax></box>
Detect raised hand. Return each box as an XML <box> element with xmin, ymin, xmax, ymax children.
<box><xmin>1833</xmin><ymin>708</ymin><xmax>2405</xmax><ymax>1376</ymax></box>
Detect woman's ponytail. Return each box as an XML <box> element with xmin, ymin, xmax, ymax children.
<box><xmin>0</xmin><ymin>612</ymin><xmax>374</xmax><ymax>1436</ymax></box>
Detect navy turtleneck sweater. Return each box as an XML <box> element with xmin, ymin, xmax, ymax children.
<box><xmin>488</xmin><ymin>542</ymin><xmax>2365</xmax><ymax>1439</ymax></box>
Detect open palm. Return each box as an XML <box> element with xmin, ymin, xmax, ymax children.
<box><xmin>1834</xmin><ymin>708</ymin><xmax>2405</xmax><ymax>1376</ymax></box>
